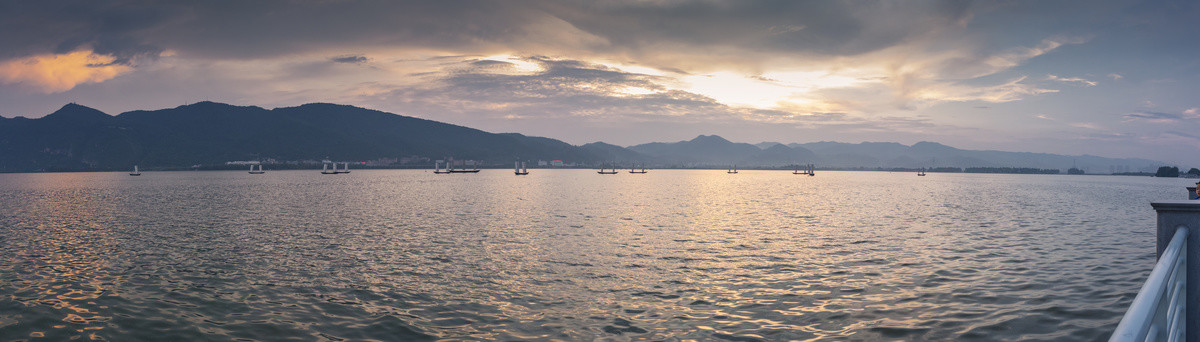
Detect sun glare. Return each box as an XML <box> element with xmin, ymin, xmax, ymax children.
<box><xmin>678</xmin><ymin>69</ymin><xmax>875</xmax><ymax>110</ymax></box>
<box><xmin>682</xmin><ymin>72</ymin><xmax>799</xmax><ymax>108</ymax></box>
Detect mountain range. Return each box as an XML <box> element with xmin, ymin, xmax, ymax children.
<box><xmin>0</xmin><ymin>102</ymin><xmax>1167</xmax><ymax>173</ymax></box>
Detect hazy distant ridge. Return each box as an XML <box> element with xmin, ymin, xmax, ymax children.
<box><xmin>787</xmin><ymin>141</ymin><xmax>1160</xmax><ymax>172</ymax></box>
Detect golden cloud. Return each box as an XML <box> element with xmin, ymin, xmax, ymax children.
<box><xmin>0</xmin><ymin>50</ymin><xmax>132</xmax><ymax>93</ymax></box>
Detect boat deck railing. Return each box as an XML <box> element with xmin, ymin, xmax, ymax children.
<box><xmin>1112</xmin><ymin>199</ymin><xmax>1200</xmax><ymax>342</ymax></box>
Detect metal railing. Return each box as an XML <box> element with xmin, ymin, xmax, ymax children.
<box><xmin>1111</xmin><ymin>226</ymin><xmax>1188</xmax><ymax>342</ymax></box>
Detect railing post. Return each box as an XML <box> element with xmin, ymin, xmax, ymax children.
<box><xmin>1152</xmin><ymin>200</ymin><xmax>1200</xmax><ymax>342</ymax></box>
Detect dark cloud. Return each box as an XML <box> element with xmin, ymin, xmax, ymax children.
<box><xmin>331</xmin><ymin>55</ymin><xmax>369</xmax><ymax>64</ymax></box>
<box><xmin>470</xmin><ymin>60</ymin><xmax>508</xmax><ymax>66</ymax></box>
<box><xmin>4</xmin><ymin>0</ymin><xmax>1195</xmax><ymax>72</ymax></box>
<box><xmin>547</xmin><ymin>1</ymin><xmax>979</xmax><ymax>56</ymax></box>
<box><xmin>0</xmin><ymin>0</ymin><xmax>988</xmax><ymax>64</ymax></box>
<box><xmin>1</xmin><ymin>0</ymin><xmax>538</xmax><ymax>60</ymax></box>
<box><xmin>1</xmin><ymin>0</ymin><xmax>177</xmax><ymax>61</ymax></box>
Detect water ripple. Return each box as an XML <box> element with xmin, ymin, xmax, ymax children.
<box><xmin>0</xmin><ymin>170</ymin><xmax>1177</xmax><ymax>340</ymax></box>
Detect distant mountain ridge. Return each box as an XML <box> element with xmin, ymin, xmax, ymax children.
<box><xmin>0</xmin><ymin>102</ymin><xmax>604</xmax><ymax>171</ymax></box>
<box><xmin>785</xmin><ymin>140</ymin><xmax>1159</xmax><ymax>172</ymax></box>
<box><xmin>628</xmin><ymin>136</ymin><xmax>818</xmax><ymax>166</ymax></box>
<box><xmin>0</xmin><ymin>102</ymin><xmax>1168</xmax><ymax>172</ymax></box>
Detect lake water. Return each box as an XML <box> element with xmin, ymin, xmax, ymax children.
<box><xmin>0</xmin><ymin>170</ymin><xmax>1186</xmax><ymax>341</ymax></box>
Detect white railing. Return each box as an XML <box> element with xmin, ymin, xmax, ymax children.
<box><xmin>1111</xmin><ymin>227</ymin><xmax>1188</xmax><ymax>342</ymax></box>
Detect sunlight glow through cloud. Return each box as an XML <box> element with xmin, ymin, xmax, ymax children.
<box><xmin>481</xmin><ymin>55</ymin><xmax>545</xmax><ymax>74</ymax></box>
<box><xmin>594</xmin><ymin>62</ymin><xmax>668</xmax><ymax>77</ymax></box>
<box><xmin>759</xmin><ymin>71</ymin><xmax>869</xmax><ymax>90</ymax></box>
<box><xmin>682</xmin><ymin>72</ymin><xmax>798</xmax><ymax>108</ymax></box>
<box><xmin>0</xmin><ymin>50</ymin><xmax>132</xmax><ymax>93</ymax></box>
<box><xmin>615</xmin><ymin>86</ymin><xmax>661</xmax><ymax>96</ymax></box>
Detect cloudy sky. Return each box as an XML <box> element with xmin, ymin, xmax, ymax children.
<box><xmin>2</xmin><ymin>0</ymin><xmax>1198</xmax><ymax>164</ymax></box>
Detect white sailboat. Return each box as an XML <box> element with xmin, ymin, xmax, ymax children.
<box><xmin>129</xmin><ymin>165</ymin><xmax>141</xmax><ymax>176</ymax></box>
<box><xmin>321</xmin><ymin>161</ymin><xmax>338</xmax><ymax>174</ymax></box>
<box><xmin>249</xmin><ymin>164</ymin><xmax>265</xmax><ymax>174</ymax></box>
<box><xmin>441</xmin><ymin>157</ymin><xmax>480</xmax><ymax>173</ymax></box>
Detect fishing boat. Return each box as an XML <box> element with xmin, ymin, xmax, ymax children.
<box><xmin>629</xmin><ymin>164</ymin><xmax>647</xmax><ymax>174</ymax></box>
<box><xmin>598</xmin><ymin>166</ymin><xmax>618</xmax><ymax>174</ymax></box>
<box><xmin>249</xmin><ymin>164</ymin><xmax>265</xmax><ymax>174</ymax></box>
<box><xmin>918</xmin><ymin>168</ymin><xmax>926</xmax><ymax>176</ymax></box>
<box><xmin>321</xmin><ymin>162</ymin><xmax>350</xmax><ymax>174</ymax></box>
<box><xmin>793</xmin><ymin>164</ymin><xmax>815</xmax><ymax>176</ymax></box>
<box><xmin>447</xmin><ymin>159</ymin><xmax>480</xmax><ymax>173</ymax></box>
<box><xmin>435</xmin><ymin>157</ymin><xmax>480</xmax><ymax>173</ymax></box>
<box><xmin>728</xmin><ymin>165</ymin><xmax>738</xmax><ymax>174</ymax></box>
<box><xmin>130</xmin><ymin>165</ymin><xmax>141</xmax><ymax>176</ymax></box>
<box><xmin>515</xmin><ymin>161</ymin><xmax>529</xmax><ymax>175</ymax></box>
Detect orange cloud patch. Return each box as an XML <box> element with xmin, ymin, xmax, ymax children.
<box><xmin>0</xmin><ymin>50</ymin><xmax>132</xmax><ymax>93</ymax></box>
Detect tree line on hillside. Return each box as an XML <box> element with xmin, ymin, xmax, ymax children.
<box><xmin>1155</xmin><ymin>166</ymin><xmax>1200</xmax><ymax>177</ymax></box>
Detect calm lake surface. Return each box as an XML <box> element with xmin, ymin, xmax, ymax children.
<box><xmin>0</xmin><ymin>170</ymin><xmax>1186</xmax><ymax>341</ymax></box>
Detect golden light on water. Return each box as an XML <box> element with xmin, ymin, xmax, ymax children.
<box><xmin>8</xmin><ymin>173</ymin><xmax>118</xmax><ymax>339</ymax></box>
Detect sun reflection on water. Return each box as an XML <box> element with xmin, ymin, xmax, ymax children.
<box><xmin>2</xmin><ymin>173</ymin><xmax>122</xmax><ymax>339</ymax></box>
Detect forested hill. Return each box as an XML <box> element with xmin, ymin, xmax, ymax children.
<box><xmin>0</xmin><ymin>102</ymin><xmax>604</xmax><ymax>171</ymax></box>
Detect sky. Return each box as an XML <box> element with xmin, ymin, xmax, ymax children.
<box><xmin>1</xmin><ymin>0</ymin><xmax>1199</xmax><ymax>165</ymax></box>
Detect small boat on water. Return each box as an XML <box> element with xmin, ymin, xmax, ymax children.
<box><xmin>448</xmin><ymin>159</ymin><xmax>480</xmax><ymax>173</ymax></box>
<box><xmin>322</xmin><ymin>162</ymin><xmax>349</xmax><ymax>174</ymax></box>
<box><xmin>793</xmin><ymin>164</ymin><xmax>815</xmax><ymax>176</ymax></box>
<box><xmin>629</xmin><ymin>164</ymin><xmax>647</xmax><ymax>174</ymax></box>
<box><xmin>728</xmin><ymin>165</ymin><xmax>738</xmax><ymax>174</ymax></box>
<box><xmin>515</xmin><ymin>161</ymin><xmax>529</xmax><ymax>175</ymax></box>
<box><xmin>130</xmin><ymin>165</ymin><xmax>141</xmax><ymax>176</ymax></box>
<box><xmin>918</xmin><ymin>168</ymin><xmax>926</xmax><ymax>176</ymax></box>
<box><xmin>435</xmin><ymin>157</ymin><xmax>480</xmax><ymax>173</ymax></box>
<box><xmin>249</xmin><ymin>164</ymin><xmax>265</xmax><ymax>174</ymax></box>
<box><xmin>598</xmin><ymin>166</ymin><xmax>618</xmax><ymax>174</ymax></box>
